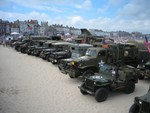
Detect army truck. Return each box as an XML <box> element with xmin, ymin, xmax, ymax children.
<box><xmin>58</xmin><ymin>44</ymin><xmax>93</xmax><ymax>73</ymax></box>
<box><xmin>49</xmin><ymin>43</ymin><xmax>71</xmax><ymax>64</ymax></box>
<box><xmin>13</xmin><ymin>39</ymin><xmax>31</xmax><ymax>51</ymax></box>
<box><xmin>129</xmin><ymin>88</ymin><xmax>150</xmax><ymax>113</ymax></box>
<box><xmin>20</xmin><ymin>40</ymin><xmax>36</xmax><ymax>53</ymax></box>
<box><xmin>79</xmin><ymin>64</ymin><xmax>138</xmax><ymax>102</ymax></box>
<box><xmin>32</xmin><ymin>40</ymin><xmax>48</xmax><ymax>56</ymax></box>
<box><xmin>39</xmin><ymin>40</ymin><xmax>58</xmax><ymax>59</ymax></box>
<box><xmin>67</xmin><ymin>43</ymin><xmax>139</xmax><ymax>78</ymax></box>
<box><xmin>127</xmin><ymin>40</ymin><xmax>150</xmax><ymax>79</ymax></box>
<box><xmin>42</xmin><ymin>42</ymin><xmax>71</xmax><ymax>62</ymax></box>
<box><xmin>27</xmin><ymin>40</ymin><xmax>46</xmax><ymax>55</ymax></box>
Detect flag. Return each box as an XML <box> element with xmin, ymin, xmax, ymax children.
<box><xmin>144</xmin><ymin>35</ymin><xmax>150</xmax><ymax>53</ymax></box>
<box><xmin>27</xmin><ymin>24</ymin><xmax>32</xmax><ymax>30</ymax></box>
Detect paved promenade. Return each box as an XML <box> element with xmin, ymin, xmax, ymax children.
<box><xmin>0</xmin><ymin>45</ymin><xmax>149</xmax><ymax>113</ymax></box>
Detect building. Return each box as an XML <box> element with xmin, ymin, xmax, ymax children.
<box><xmin>0</xmin><ymin>19</ymin><xmax>11</xmax><ymax>36</ymax></box>
<box><xmin>11</xmin><ymin>20</ymin><xmax>20</xmax><ymax>34</ymax></box>
<box><xmin>39</xmin><ymin>22</ymin><xmax>48</xmax><ymax>36</ymax></box>
<box><xmin>26</xmin><ymin>20</ymin><xmax>38</xmax><ymax>35</ymax></box>
<box><xmin>70</xmin><ymin>27</ymin><xmax>81</xmax><ymax>35</ymax></box>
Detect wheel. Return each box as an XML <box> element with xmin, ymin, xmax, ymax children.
<box><xmin>57</xmin><ymin>59</ymin><xmax>61</xmax><ymax>64</ymax></box>
<box><xmin>139</xmin><ymin>75</ymin><xmax>144</xmax><ymax>80</ymax></box>
<box><xmin>95</xmin><ymin>88</ymin><xmax>108</xmax><ymax>102</ymax></box>
<box><xmin>69</xmin><ymin>73</ymin><xmax>75</xmax><ymax>78</ymax></box>
<box><xmin>129</xmin><ymin>104</ymin><xmax>139</xmax><ymax>113</ymax></box>
<box><xmin>124</xmin><ymin>81</ymin><xmax>135</xmax><ymax>94</ymax></box>
<box><xmin>80</xmin><ymin>83</ymin><xmax>88</xmax><ymax>95</ymax></box>
<box><xmin>46</xmin><ymin>55</ymin><xmax>50</xmax><ymax>62</ymax></box>
<box><xmin>83</xmin><ymin>70</ymin><xmax>94</xmax><ymax>78</ymax></box>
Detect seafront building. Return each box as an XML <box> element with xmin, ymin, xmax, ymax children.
<box><xmin>0</xmin><ymin>19</ymin><xmax>146</xmax><ymax>40</ymax></box>
<box><xmin>0</xmin><ymin>19</ymin><xmax>11</xmax><ymax>36</ymax></box>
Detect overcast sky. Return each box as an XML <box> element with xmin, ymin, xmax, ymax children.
<box><xmin>0</xmin><ymin>0</ymin><xmax>150</xmax><ymax>34</ymax></box>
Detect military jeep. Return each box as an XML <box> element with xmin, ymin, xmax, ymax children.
<box><xmin>58</xmin><ymin>44</ymin><xmax>93</xmax><ymax>73</ymax></box>
<box><xmin>14</xmin><ymin>39</ymin><xmax>31</xmax><ymax>51</ymax></box>
<box><xmin>39</xmin><ymin>40</ymin><xmax>58</xmax><ymax>59</ymax></box>
<box><xmin>27</xmin><ymin>40</ymin><xmax>46</xmax><ymax>55</ymax></box>
<box><xmin>137</xmin><ymin>60</ymin><xmax>150</xmax><ymax>80</ymax></box>
<box><xmin>49</xmin><ymin>47</ymin><xmax>71</xmax><ymax>64</ymax></box>
<box><xmin>45</xmin><ymin>42</ymin><xmax>71</xmax><ymax>62</ymax></box>
<box><xmin>79</xmin><ymin>64</ymin><xmax>138</xmax><ymax>102</ymax></box>
<box><xmin>129</xmin><ymin>88</ymin><xmax>150</xmax><ymax>113</ymax></box>
<box><xmin>32</xmin><ymin>40</ymin><xmax>48</xmax><ymax>56</ymax></box>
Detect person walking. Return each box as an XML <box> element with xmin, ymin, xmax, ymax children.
<box><xmin>2</xmin><ymin>40</ymin><xmax>6</xmax><ymax>47</ymax></box>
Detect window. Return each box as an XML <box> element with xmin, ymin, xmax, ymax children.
<box><xmin>99</xmin><ymin>51</ymin><xmax>105</xmax><ymax>56</ymax></box>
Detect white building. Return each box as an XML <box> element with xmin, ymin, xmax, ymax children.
<box><xmin>26</xmin><ymin>20</ymin><xmax>38</xmax><ymax>35</ymax></box>
<box><xmin>39</xmin><ymin>22</ymin><xmax>48</xmax><ymax>36</ymax></box>
<box><xmin>19</xmin><ymin>21</ymin><xmax>27</xmax><ymax>35</ymax></box>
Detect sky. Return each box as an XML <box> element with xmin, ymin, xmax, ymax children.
<box><xmin>0</xmin><ymin>0</ymin><xmax>150</xmax><ymax>34</ymax></box>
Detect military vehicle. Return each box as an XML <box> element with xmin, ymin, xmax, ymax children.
<box><xmin>42</xmin><ymin>42</ymin><xmax>71</xmax><ymax>62</ymax></box>
<box><xmin>58</xmin><ymin>44</ymin><xmax>93</xmax><ymax>73</ymax></box>
<box><xmin>27</xmin><ymin>40</ymin><xmax>46</xmax><ymax>55</ymax></box>
<box><xmin>79</xmin><ymin>63</ymin><xmax>138</xmax><ymax>102</ymax></box>
<box><xmin>67</xmin><ymin>43</ymin><xmax>139</xmax><ymax>78</ymax></box>
<box><xmin>20</xmin><ymin>40</ymin><xmax>35</xmax><ymax>53</ymax></box>
<box><xmin>129</xmin><ymin>88</ymin><xmax>150</xmax><ymax>113</ymax></box>
<box><xmin>137</xmin><ymin>60</ymin><xmax>150</xmax><ymax>79</ymax></box>
<box><xmin>20</xmin><ymin>37</ymin><xmax>53</xmax><ymax>54</ymax></box>
<box><xmin>49</xmin><ymin>43</ymin><xmax>71</xmax><ymax>64</ymax></box>
<box><xmin>127</xmin><ymin>40</ymin><xmax>150</xmax><ymax>80</ymax></box>
<box><xmin>39</xmin><ymin>40</ymin><xmax>58</xmax><ymax>59</ymax></box>
<box><xmin>32</xmin><ymin>40</ymin><xmax>50</xmax><ymax>57</ymax></box>
<box><xmin>13</xmin><ymin>39</ymin><xmax>31</xmax><ymax>51</ymax></box>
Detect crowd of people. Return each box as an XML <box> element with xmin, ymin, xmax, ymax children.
<box><xmin>0</xmin><ymin>38</ymin><xmax>11</xmax><ymax>47</ymax></box>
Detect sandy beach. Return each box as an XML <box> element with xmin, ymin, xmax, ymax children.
<box><xmin>0</xmin><ymin>45</ymin><xmax>149</xmax><ymax>113</ymax></box>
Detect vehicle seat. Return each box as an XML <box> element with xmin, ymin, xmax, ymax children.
<box><xmin>116</xmin><ymin>70</ymin><xmax>126</xmax><ymax>83</ymax></box>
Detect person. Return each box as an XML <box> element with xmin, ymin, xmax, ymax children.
<box><xmin>2</xmin><ymin>40</ymin><xmax>6</xmax><ymax>47</ymax></box>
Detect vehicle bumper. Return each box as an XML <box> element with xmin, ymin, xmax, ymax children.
<box><xmin>78</xmin><ymin>86</ymin><xmax>94</xmax><ymax>95</ymax></box>
<box><xmin>68</xmin><ymin>68</ymin><xmax>80</xmax><ymax>78</ymax></box>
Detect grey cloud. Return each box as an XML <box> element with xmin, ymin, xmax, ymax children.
<box><xmin>117</xmin><ymin>0</ymin><xmax>150</xmax><ymax>20</ymax></box>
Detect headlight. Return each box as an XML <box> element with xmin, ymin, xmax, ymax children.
<box><xmin>139</xmin><ymin>101</ymin><xmax>142</xmax><ymax>104</ymax></box>
<box><xmin>94</xmin><ymin>82</ymin><xmax>96</xmax><ymax>85</ymax></box>
<box><xmin>79</xmin><ymin>64</ymin><xmax>82</xmax><ymax>67</ymax></box>
<box><xmin>72</xmin><ymin>61</ymin><xmax>75</xmax><ymax>65</ymax></box>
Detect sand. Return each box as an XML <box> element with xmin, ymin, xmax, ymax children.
<box><xmin>0</xmin><ymin>45</ymin><xmax>149</xmax><ymax>113</ymax></box>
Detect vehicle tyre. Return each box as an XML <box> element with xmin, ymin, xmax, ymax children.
<box><xmin>124</xmin><ymin>81</ymin><xmax>135</xmax><ymax>94</ymax></box>
<box><xmin>129</xmin><ymin>104</ymin><xmax>139</xmax><ymax>113</ymax></box>
<box><xmin>69</xmin><ymin>73</ymin><xmax>74</xmax><ymax>78</ymax></box>
<box><xmin>57</xmin><ymin>59</ymin><xmax>61</xmax><ymax>64</ymax></box>
<box><xmin>139</xmin><ymin>74</ymin><xmax>144</xmax><ymax>80</ymax></box>
<box><xmin>58</xmin><ymin>64</ymin><xmax>62</xmax><ymax>70</ymax></box>
<box><xmin>46</xmin><ymin>55</ymin><xmax>50</xmax><ymax>62</ymax></box>
<box><xmin>80</xmin><ymin>83</ymin><xmax>88</xmax><ymax>95</ymax></box>
<box><xmin>83</xmin><ymin>70</ymin><xmax>94</xmax><ymax>78</ymax></box>
<box><xmin>95</xmin><ymin>88</ymin><xmax>108</xmax><ymax>102</ymax></box>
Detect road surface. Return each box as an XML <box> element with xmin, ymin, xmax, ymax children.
<box><xmin>0</xmin><ymin>45</ymin><xmax>149</xmax><ymax>113</ymax></box>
